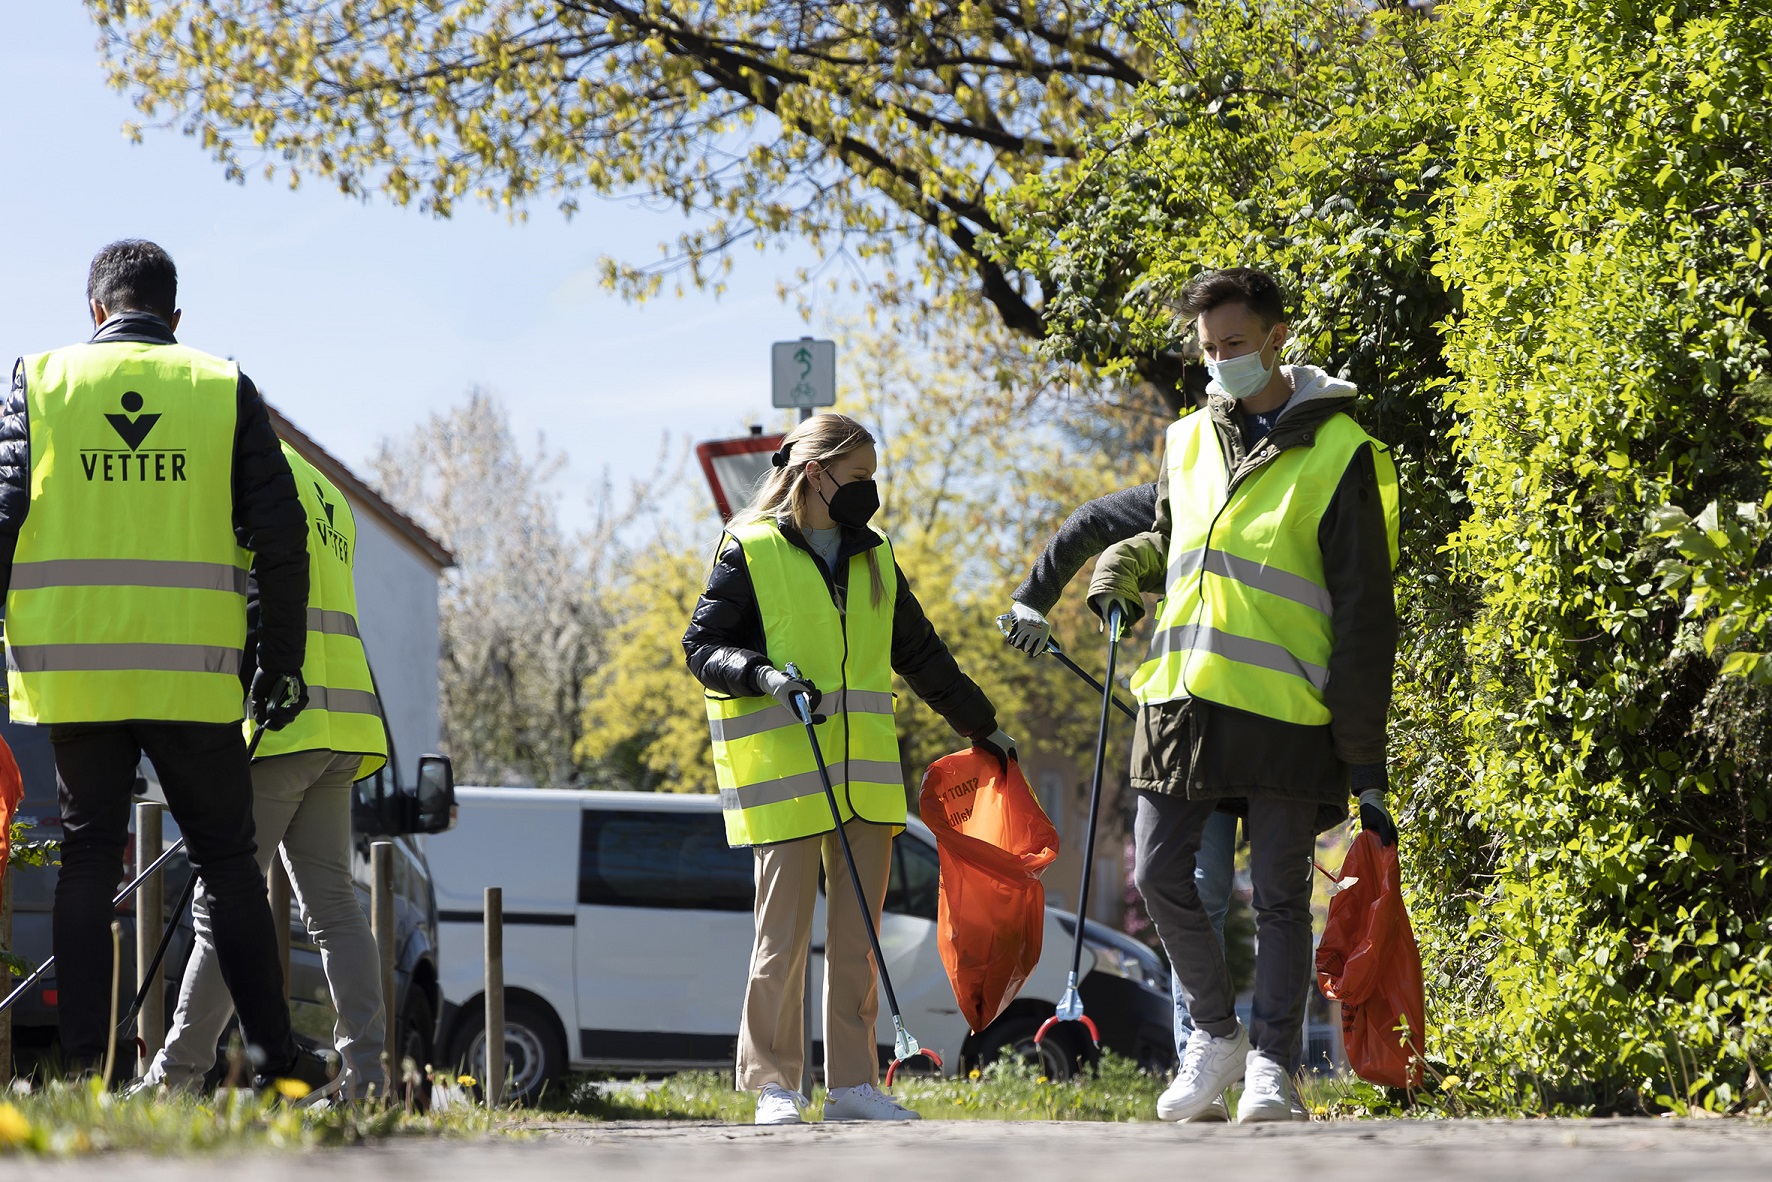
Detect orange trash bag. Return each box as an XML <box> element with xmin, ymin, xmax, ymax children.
<box><xmin>918</xmin><ymin>749</ymin><xmax>1059</xmax><ymax>1033</ymax></box>
<box><xmin>0</xmin><ymin>734</ymin><xmax>23</xmax><ymax>914</ymax></box>
<box><xmin>1315</xmin><ymin>829</ymin><xmax>1426</xmax><ymax>1088</ymax></box>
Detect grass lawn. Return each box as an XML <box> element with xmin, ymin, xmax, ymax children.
<box><xmin>549</xmin><ymin>1053</ymin><xmax>1379</xmax><ymax>1124</ymax></box>
<box><xmin>0</xmin><ymin>1054</ymin><xmax>1390</xmax><ymax>1156</ymax></box>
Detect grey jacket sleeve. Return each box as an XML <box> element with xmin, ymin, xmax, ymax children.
<box><xmin>1011</xmin><ymin>484</ymin><xmax>1159</xmax><ymax>615</ymax></box>
<box><xmin>1317</xmin><ymin>444</ymin><xmax>1398</xmax><ymax>765</ymax></box>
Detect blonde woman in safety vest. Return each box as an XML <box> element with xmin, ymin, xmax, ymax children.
<box><xmin>682</xmin><ymin>412</ymin><xmax>1014</xmax><ymax>1125</ymax></box>
<box><xmin>1089</xmin><ymin>268</ymin><xmax>1400</xmax><ymax>1125</ymax></box>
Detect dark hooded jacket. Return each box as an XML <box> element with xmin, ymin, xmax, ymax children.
<box><xmin>1088</xmin><ymin>365</ymin><xmax>1398</xmax><ymax>831</ymax></box>
<box><xmin>0</xmin><ymin>312</ymin><xmax>309</xmax><ymax>678</ymax></box>
<box><xmin>683</xmin><ymin>517</ymin><xmax>998</xmax><ymax>741</ymax></box>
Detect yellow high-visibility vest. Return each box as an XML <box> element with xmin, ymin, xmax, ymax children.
<box><xmin>253</xmin><ymin>444</ymin><xmax>387</xmax><ymax>778</ymax></box>
<box><xmin>5</xmin><ymin>340</ymin><xmax>251</xmax><ymax>724</ymax></box>
<box><xmin>1132</xmin><ymin>408</ymin><xmax>1400</xmax><ymax>724</ymax></box>
<box><xmin>707</xmin><ymin>520</ymin><xmax>904</xmax><ymax>847</ymax></box>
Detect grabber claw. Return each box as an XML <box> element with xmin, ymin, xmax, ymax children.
<box><xmin>883</xmin><ymin>1018</ymin><xmax>943</xmax><ymax>1086</ymax></box>
<box><xmin>1035</xmin><ymin>974</ymin><xmax>1101</xmax><ymax>1048</ymax></box>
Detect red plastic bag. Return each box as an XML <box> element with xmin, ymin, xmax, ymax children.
<box><xmin>0</xmin><ymin>734</ymin><xmax>23</xmax><ymax>913</ymax></box>
<box><xmin>1315</xmin><ymin>829</ymin><xmax>1426</xmax><ymax>1088</ymax></box>
<box><xmin>919</xmin><ymin>750</ymin><xmax>1059</xmax><ymax>1032</ymax></box>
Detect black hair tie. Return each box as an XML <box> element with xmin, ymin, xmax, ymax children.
<box><xmin>771</xmin><ymin>442</ymin><xmax>793</xmax><ymax>468</ymax></box>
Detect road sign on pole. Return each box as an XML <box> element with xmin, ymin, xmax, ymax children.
<box><xmin>772</xmin><ymin>338</ymin><xmax>836</xmax><ymax>413</ymax></box>
<box><xmin>696</xmin><ymin>430</ymin><xmax>786</xmax><ymax>522</ymax></box>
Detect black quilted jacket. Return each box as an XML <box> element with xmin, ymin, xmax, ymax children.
<box><xmin>0</xmin><ymin>312</ymin><xmax>310</xmax><ymax>676</ymax></box>
<box><xmin>682</xmin><ymin>518</ymin><xmax>998</xmax><ymax>740</ymax></box>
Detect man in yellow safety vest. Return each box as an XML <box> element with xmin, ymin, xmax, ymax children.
<box><xmin>0</xmin><ymin>240</ymin><xmax>332</xmax><ymax>1098</ymax></box>
<box><xmin>1088</xmin><ymin>267</ymin><xmax>1400</xmax><ymax>1124</ymax></box>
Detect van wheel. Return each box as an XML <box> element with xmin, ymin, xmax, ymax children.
<box><xmin>447</xmin><ymin>998</ymin><xmax>565</xmax><ymax>1107</ymax></box>
<box><xmin>966</xmin><ymin>1014</ymin><xmax>1086</xmax><ymax>1081</ymax></box>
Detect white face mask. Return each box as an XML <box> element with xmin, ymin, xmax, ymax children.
<box><xmin>1203</xmin><ymin>327</ymin><xmax>1279</xmax><ymax>401</ymax></box>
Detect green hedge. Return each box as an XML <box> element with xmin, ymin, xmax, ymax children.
<box><xmin>1434</xmin><ymin>0</ymin><xmax>1772</xmax><ymax>1111</ymax></box>
<box><xmin>995</xmin><ymin>0</ymin><xmax>1772</xmax><ymax>1111</ymax></box>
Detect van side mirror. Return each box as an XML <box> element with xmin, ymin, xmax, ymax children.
<box><xmin>413</xmin><ymin>754</ymin><xmax>456</xmax><ymax>834</ymax></box>
<box><xmin>351</xmin><ymin>755</ymin><xmax>457</xmax><ymax>836</ymax></box>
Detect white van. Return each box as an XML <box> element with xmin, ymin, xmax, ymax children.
<box><xmin>426</xmin><ymin>787</ymin><xmax>1174</xmax><ymax>1102</ymax></box>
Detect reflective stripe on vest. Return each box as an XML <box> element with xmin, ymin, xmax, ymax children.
<box><xmin>706</xmin><ymin>520</ymin><xmax>903</xmax><ymax>847</ymax></box>
<box><xmin>1131</xmin><ymin>408</ymin><xmax>1399</xmax><ymax>725</ymax></box>
<box><xmin>5</xmin><ymin>341</ymin><xmax>249</xmax><ymax>724</ymax></box>
<box><xmin>253</xmin><ymin>444</ymin><xmax>389</xmax><ymax>778</ymax></box>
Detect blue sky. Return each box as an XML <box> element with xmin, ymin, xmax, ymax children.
<box><xmin>0</xmin><ymin>6</ymin><xmax>831</xmax><ymax>531</ymax></box>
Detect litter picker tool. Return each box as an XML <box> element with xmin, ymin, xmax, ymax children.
<box><xmin>782</xmin><ymin>662</ymin><xmax>942</xmax><ymax>1086</ymax></box>
<box><xmin>1034</xmin><ymin>604</ymin><xmax>1125</xmax><ymax>1054</ymax></box>
<box><xmin>995</xmin><ymin>615</ymin><xmax>1135</xmax><ymax>720</ymax></box>
<box><xmin>0</xmin><ymin>726</ymin><xmax>266</xmax><ymax>1019</ymax></box>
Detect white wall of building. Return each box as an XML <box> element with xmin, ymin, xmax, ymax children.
<box><xmin>349</xmin><ymin>506</ymin><xmax>443</xmax><ymax>785</ymax></box>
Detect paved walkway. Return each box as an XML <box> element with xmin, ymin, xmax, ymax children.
<box><xmin>10</xmin><ymin>1117</ymin><xmax>1772</xmax><ymax>1180</ymax></box>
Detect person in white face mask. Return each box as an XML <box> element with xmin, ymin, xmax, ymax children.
<box><xmin>1086</xmin><ymin>267</ymin><xmax>1402</xmax><ymax>1124</ymax></box>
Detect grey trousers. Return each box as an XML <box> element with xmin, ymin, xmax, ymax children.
<box><xmin>147</xmin><ymin>750</ymin><xmax>389</xmax><ymax>1098</ymax></box>
<box><xmin>1133</xmin><ymin>789</ymin><xmax>1318</xmax><ymax>1070</ymax></box>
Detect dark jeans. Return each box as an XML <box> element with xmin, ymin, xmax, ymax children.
<box><xmin>51</xmin><ymin>722</ymin><xmax>295</xmax><ymax>1073</ymax></box>
<box><xmin>1134</xmin><ymin>789</ymin><xmax>1318</xmax><ymax>1070</ymax></box>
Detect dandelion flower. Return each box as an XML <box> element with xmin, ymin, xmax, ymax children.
<box><xmin>0</xmin><ymin>1103</ymin><xmax>32</xmax><ymax>1148</ymax></box>
<box><xmin>968</xmin><ymin>1069</ymin><xmax>981</xmax><ymax>1081</ymax></box>
<box><xmin>273</xmin><ymin>1078</ymin><xmax>312</xmax><ymax>1101</ymax></box>
<box><xmin>457</xmin><ymin>1074</ymin><xmax>478</xmax><ymax>1087</ymax></box>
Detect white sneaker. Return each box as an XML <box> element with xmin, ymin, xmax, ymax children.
<box><xmin>755</xmin><ymin>1084</ymin><xmax>808</xmax><ymax>1125</ymax></box>
<box><xmin>1156</xmin><ymin>1024</ymin><xmax>1249</xmax><ymax>1121</ymax></box>
<box><xmin>1235</xmin><ymin>1052</ymin><xmax>1294</xmax><ymax>1124</ymax></box>
<box><xmin>823</xmin><ymin>1082</ymin><xmax>921</xmax><ymax>1122</ymax></box>
<box><xmin>1183</xmin><ymin>1095</ymin><xmax>1231</xmax><ymax>1123</ymax></box>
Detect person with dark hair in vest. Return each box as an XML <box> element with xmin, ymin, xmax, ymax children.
<box><xmin>682</xmin><ymin>412</ymin><xmax>1013</xmax><ymax>1125</ymax></box>
<box><xmin>1089</xmin><ymin>267</ymin><xmax>1400</xmax><ymax>1123</ymax></box>
<box><xmin>0</xmin><ymin>240</ymin><xmax>334</xmax><ymax>1098</ymax></box>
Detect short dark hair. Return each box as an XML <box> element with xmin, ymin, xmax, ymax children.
<box><xmin>87</xmin><ymin>240</ymin><xmax>178</xmax><ymax>321</ymax></box>
<box><xmin>1176</xmin><ymin>267</ymin><xmax>1286</xmax><ymax>328</ymax></box>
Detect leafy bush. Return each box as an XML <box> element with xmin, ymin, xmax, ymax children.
<box><xmin>1430</xmin><ymin>0</ymin><xmax>1772</xmax><ymax>1112</ymax></box>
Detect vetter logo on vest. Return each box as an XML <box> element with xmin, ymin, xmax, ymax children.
<box><xmin>312</xmin><ymin>481</ymin><xmax>351</xmax><ymax>562</ymax></box>
<box><xmin>83</xmin><ymin>391</ymin><xmax>187</xmax><ymax>482</ymax></box>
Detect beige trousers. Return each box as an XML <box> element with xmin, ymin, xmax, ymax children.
<box><xmin>736</xmin><ymin>819</ymin><xmax>892</xmax><ymax>1092</ymax></box>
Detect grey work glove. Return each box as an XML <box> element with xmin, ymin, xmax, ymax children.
<box><xmin>1357</xmin><ymin>787</ymin><xmax>1397</xmax><ymax>848</ymax></box>
<box><xmin>758</xmin><ymin>666</ymin><xmax>823</xmax><ymax>721</ymax></box>
<box><xmin>972</xmin><ymin>727</ymin><xmax>1018</xmax><ymax>777</ymax></box>
<box><xmin>1001</xmin><ymin>601</ymin><xmax>1053</xmax><ymax>657</ymax></box>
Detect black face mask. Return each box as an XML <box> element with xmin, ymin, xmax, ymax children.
<box><xmin>820</xmin><ymin>477</ymin><xmax>880</xmax><ymax>528</ymax></box>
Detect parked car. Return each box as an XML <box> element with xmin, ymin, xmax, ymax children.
<box><xmin>0</xmin><ymin>715</ymin><xmax>453</xmax><ymax>1083</ymax></box>
<box><xmin>427</xmin><ymin>787</ymin><xmax>1175</xmax><ymax>1104</ymax></box>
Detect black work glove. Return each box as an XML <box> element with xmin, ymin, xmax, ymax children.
<box><xmin>971</xmin><ymin>726</ymin><xmax>1019</xmax><ymax>777</ymax></box>
<box><xmin>249</xmin><ymin>668</ymin><xmax>309</xmax><ymax>731</ymax></box>
<box><xmin>758</xmin><ymin>666</ymin><xmax>823</xmax><ymax>722</ymax></box>
<box><xmin>1355</xmin><ymin>770</ymin><xmax>1397</xmax><ymax>847</ymax></box>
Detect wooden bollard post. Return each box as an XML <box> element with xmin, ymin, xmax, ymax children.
<box><xmin>133</xmin><ymin>801</ymin><xmax>165</xmax><ymax>1076</ymax></box>
<box><xmin>269</xmin><ymin>858</ymin><xmax>292</xmax><ymax>1006</ymax></box>
<box><xmin>371</xmin><ymin>841</ymin><xmax>396</xmax><ymax>1090</ymax></box>
<box><xmin>484</xmin><ymin>886</ymin><xmax>504</xmax><ymax>1107</ymax></box>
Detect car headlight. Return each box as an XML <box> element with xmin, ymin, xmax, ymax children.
<box><xmin>1083</xmin><ymin>934</ymin><xmax>1167</xmax><ymax>993</ymax></box>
